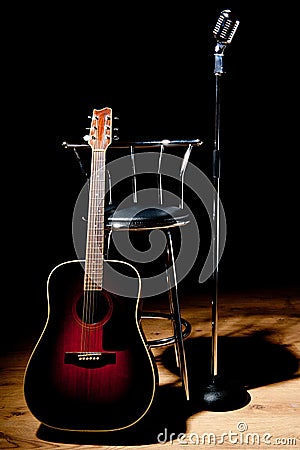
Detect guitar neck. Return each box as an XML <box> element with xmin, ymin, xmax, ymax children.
<box><xmin>84</xmin><ymin>107</ymin><xmax>112</xmax><ymax>291</ymax></box>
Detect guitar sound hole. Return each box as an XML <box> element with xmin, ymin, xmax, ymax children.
<box><xmin>76</xmin><ymin>291</ymin><xmax>112</xmax><ymax>325</ymax></box>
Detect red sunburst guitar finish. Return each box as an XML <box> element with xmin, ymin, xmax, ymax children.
<box><xmin>23</xmin><ymin>108</ymin><xmax>158</xmax><ymax>432</ymax></box>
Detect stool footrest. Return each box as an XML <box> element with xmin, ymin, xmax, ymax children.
<box><xmin>141</xmin><ymin>311</ymin><xmax>192</xmax><ymax>348</ymax></box>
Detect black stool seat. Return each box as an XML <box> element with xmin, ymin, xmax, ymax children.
<box><xmin>106</xmin><ymin>204</ymin><xmax>189</xmax><ymax>230</ymax></box>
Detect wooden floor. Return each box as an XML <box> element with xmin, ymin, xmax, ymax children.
<box><xmin>1</xmin><ymin>285</ymin><xmax>299</xmax><ymax>449</ymax></box>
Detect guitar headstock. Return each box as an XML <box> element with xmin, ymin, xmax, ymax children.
<box><xmin>88</xmin><ymin>107</ymin><xmax>112</xmax><ymax>151</ymax></box>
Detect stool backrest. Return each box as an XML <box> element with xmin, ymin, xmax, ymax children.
<box><xmin>106</xmin><ymin>139</ymin><xmax>202</xmax><ymax>210</ymax></box>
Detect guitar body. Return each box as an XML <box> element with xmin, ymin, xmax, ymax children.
<box><xmin>24</xmin><ymin>259</ymin><xmax>158</xmax><ymax>432</ymax></box>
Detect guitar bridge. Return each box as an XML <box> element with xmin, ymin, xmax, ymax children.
<box><xmin>64</xmin><ymin>352</ymin><xmax>116</xmax><ymax>368</ymax></box>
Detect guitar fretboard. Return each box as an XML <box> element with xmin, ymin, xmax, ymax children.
<box><xmin>84</xmin><ymin>150</ymin><xmax>106</xmax><ymax>291</ymax></box>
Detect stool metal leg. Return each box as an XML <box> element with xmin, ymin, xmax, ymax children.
<box><xmin>105</xmin><ymin>229</ymin><xmax>113</xmax><ymax>259</ymax></box>
<box><xmin>166</xmin><ymin>230</ymin><xmax>190</xmax><ymax>400</ymax></box>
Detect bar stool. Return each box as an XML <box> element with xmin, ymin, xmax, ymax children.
<box><xmin>103</xmin><ymin>138</ymin><xmax>203</xmax><ymax>400</ymax></box>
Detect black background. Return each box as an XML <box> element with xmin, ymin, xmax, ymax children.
<box><xmin>5</xmin><ymin>2</ymin><xmax>298</xmax><ymax>335</ymax></box>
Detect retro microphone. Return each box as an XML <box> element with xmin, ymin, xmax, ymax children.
<box><xmin>199</xmin><ymin>9</ymin><xmax>250</xmax><ymax>411</ymax></box>
<box><xmin>213</xmin><ymin>9</ymin><xmax>240</xmax><ymax>44</ymax></box>
<box><xmin>213</xmin><ymin>9</ymin><xmax>240</xmax><ymax>75</ymax></box>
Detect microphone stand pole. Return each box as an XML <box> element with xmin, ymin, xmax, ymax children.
<box><xmin>200</xmin><ymin>38</ymin><xmax>250</xmax><ymax>411</ymax></box>
<box><xmin>212</xmin><ymin>45</ymin><xmax>223</xmax><ymax>382</ymax></box>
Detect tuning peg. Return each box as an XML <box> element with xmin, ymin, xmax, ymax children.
<box><xmin>112</xmin><ymin>127</ymin><xmax>119</xmax><ymax>141</ymax></box>
<box><xmin>113</xmin><ymin>116</ymin><xmax>120</xmax><ymax>140</ymax></box>
<box><xmin>87</xmin><ymin>114</ymin><xmax>99</xmax><ymax>120</ymax></box>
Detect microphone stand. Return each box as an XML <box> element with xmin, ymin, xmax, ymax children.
<box><xmin>200</xmin><ymin>32</ymin><xmax>250</xmax><ymax>411</ymax></box>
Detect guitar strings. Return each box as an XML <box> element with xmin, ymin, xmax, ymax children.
<box><xmin>81</xmin><ymin>150</ymin><xmax>106</xmax><ymax>352</ymax></box>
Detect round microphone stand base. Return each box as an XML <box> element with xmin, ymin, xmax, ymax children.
<box><xmin>200</xmin><ymin>374</ymin><xmax>251</xmax><ymax>411</ymax></box>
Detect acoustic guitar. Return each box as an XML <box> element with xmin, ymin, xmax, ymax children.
<box><xmin>23</xmin><ymin>107</ymin><xmax>158</xmax><ymax>432</ymax></box>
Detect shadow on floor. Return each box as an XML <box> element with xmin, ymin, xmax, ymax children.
<box><xmin>166</xmin><ymin>329</ymin><xmax>300</xmax><ymax>392</ymax></box>
<box><xmin>36</xmin><ymin>329</ymin><xmax>299</xmax><ymax>446</ymax></box>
